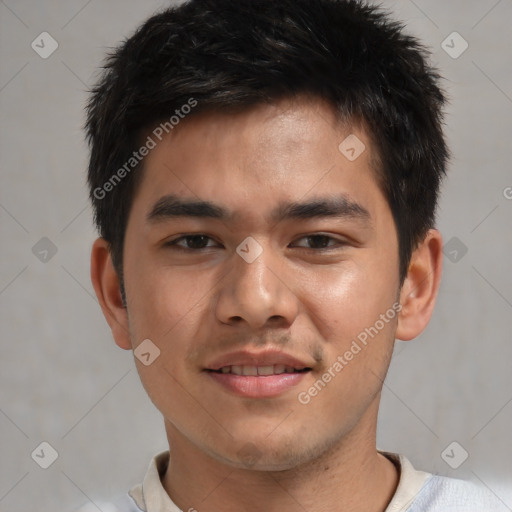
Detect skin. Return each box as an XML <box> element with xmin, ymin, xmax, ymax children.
<box><xmin>91</xmin><ymin>95</ymin><xmax>443</xmax><ymax>512</ymax></box>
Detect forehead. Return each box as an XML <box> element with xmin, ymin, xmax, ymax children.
<box><xmin>129</xmin><ymin>95</ymin><xmax>386</xmax><ymax>228</ymax></box>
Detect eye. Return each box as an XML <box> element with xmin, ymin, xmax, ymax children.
<box><xmin>290</xmin><ymin>234</ymin><xmax>348</xmax><ymax>250</ymax></box>
<box><xmin>164</xmin><ymin>234</ymin><xmax>220</xmax><ymax>250</ymax></box>
<box><xmin>163</xmin><ymin>233</ymin><xmax>348</xmax><ymax>252</ymax></box>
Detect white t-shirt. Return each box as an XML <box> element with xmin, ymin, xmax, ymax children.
<box><xmin>79</xmin><ymin>450</ymin><xmax>504</xmax><ymax>511</ymax></box>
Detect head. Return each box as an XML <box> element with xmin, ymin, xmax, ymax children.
<box><xmin>88</xmin><ymin>0</ymin><xmax>447</xmax><ymax>470</ymax></box>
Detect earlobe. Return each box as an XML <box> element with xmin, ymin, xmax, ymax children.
<box><xmin>396</xmin><ymin>229</ymin><xmax>443</xmax><ymax>341</ymax></box>
<box><xmin>90</xmin><ymin>237</ymin><xmax>132</xmax><ymax>350</ymax></box>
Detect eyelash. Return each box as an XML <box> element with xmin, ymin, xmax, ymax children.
<box><xmin>163</xmin><ymin>234</ymin><xmax>348</xmax><ymax>252</ymax></box>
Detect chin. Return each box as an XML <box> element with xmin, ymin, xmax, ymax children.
<box><xmin>206</xmin><ymin>432</ymin><xmax>325</xmax><ymax>472</ymax></box>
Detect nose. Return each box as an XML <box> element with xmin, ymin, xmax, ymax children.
<box><xmin>215</xmin><ymin>240</ymin><xmax>300</xmax><ymax>329</ymax></box>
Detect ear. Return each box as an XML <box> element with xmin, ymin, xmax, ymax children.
<box><xmin>396</xmin><ymin>229</ymin><xmax>443</xmax><ymax>341</ymax></box>
<box><xmin>90</xmin><ymin>237</ymin><xmax>132</xmax><ymax>350</ymax></box>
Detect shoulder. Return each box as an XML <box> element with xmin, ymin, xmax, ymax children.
<box><xmin>381</xmin><ymin>451</ymin><xmax>506</xmax><ymax>512</ymax></box>
<box><xmin>409</xmin><ymin>474</ymin><xmax>505</xmax><ymax>511</ymax></box>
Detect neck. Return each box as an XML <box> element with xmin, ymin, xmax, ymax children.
<box><xmin>162</xmin><ymin>400</ymin><xmax>398</xmax><ymax>512</ymax></box>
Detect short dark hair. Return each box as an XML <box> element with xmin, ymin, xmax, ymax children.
<box><xmin>85</xmin><ymin>0</ymin><xmax>449</xmax><ymax>298</ymax></box>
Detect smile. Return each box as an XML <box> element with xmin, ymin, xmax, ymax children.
<box><xmin>206</xmin><ymin>366</ymin><xmax>312</xmax><ymax>398</ymax></box>
<box><xmin>210</xmin><ymin>365</ymin><xmax>310</xmax><ymax>376</ymax></box>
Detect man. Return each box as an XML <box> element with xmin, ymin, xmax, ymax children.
<box><xmin>86</xmin><ymin>0</ymin><xmax>500</xmax><ymax>510</ymax></box>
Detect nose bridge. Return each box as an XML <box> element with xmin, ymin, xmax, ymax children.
<box><xmin>215</xmin><ymin>236</ymin><xmax>298</xmax><ymax>328</ymax></box>
<box><xmin>233</xmin><ymin>237</ymin><xmax>278</xmax><ymax>305</ymax></box>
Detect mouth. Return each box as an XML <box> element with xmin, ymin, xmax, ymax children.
<box><xmin>207</xmin><ymin>365</ymin><xmax>312</xmax><ymax>376</ymax></box>
<box><xmin>204</xmin><ymin>352</ymin><xmax>314</xmax><ymax>398</ymax></box>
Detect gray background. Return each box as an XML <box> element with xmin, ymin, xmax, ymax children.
<box><xmin>1</xmin><ymin>1</ymin><xmax>511</xmax><ymax>511</ymax></box>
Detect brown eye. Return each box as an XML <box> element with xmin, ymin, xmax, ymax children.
<box><xmin>165</xmin><ymin>235</ymin><xmax>218</xmax><ymax>250</ymax></box>
<box><xmin>291</xmin><ymin>234</ymin><xmax>346</xmax><ymax>250</ymax></box>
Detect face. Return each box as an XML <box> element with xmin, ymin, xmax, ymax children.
<box><xmin>121</xmin><ymin>96</ymin><xmax>402</xmax><ymax>470</ymax></box>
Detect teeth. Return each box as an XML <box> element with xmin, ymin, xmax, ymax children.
<box><xmin>231</xmin><ymin>365</ymin><xmax>243</xmax><ymax>375</ymax></box>
<box><xmin>257</xmin><ymin>366</ymin><xmax>274</xmax><ymax>376</ymax></box>
<box><xmin>274</xmin><ymin>364</ymin><xmax>286</xmax><ymax>374</ymax></box>
<box><xmin>217</xmin><ymin>365</ymin><xmax>306</xmax><ymax>375</ymax></box>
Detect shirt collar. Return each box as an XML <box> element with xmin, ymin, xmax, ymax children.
<box><xmin>129</xmin><ymin>451</ymin><xmax>180</xmax><ymax>512</ymax></box>
<box><xmin>129</xmin><ymin>450</ymin><xmax>431</xmax><ymax>512</ymax></box>
<box><xmin>380</xmin><ymin>451</ymin><xmax>432</xmax><ymax>511</ymax></box>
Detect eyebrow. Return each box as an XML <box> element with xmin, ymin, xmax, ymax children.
<box><xmin>146</xmin><ymin>193</ymin><xmax>371</xmax><ymax>225</ymax></box>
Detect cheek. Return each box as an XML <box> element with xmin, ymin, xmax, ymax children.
<box><xmin>296</xmin><ymin>258</ymin><xmax>391</xmax><ymax>343</ymax></box>
<box><xmin>293</xmin><ymin>264</ymin><xmax>397</xmax><ymax>426</ymax></box>
<box><xmin>125</xmin><ymin>250</ymin><xmax>215</xmax><ymax>341</ymax></box>
<box><xmin>127</xmin><ymin>266</ymin><xmax>210</xmax><ymax>415</ymax></box>
<box><xmin>295</xmin><ymin>252</ymin><xmax>399</xmax><ymax>409</ymax></box>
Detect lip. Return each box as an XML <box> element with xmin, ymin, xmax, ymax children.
<box><xmin>203</xmin><ymin>349</ymin><xmax>313</xmax><ymax>398</ymax></box>
<box><xmin>204</xmin><ymin>349</ymin><xmax>313</xmax><ymax>371</ymax></box>
<box><xmin>206</xmin><ymin>371</ymin><xmax>309</xmax><ymax>398</ymax></box>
